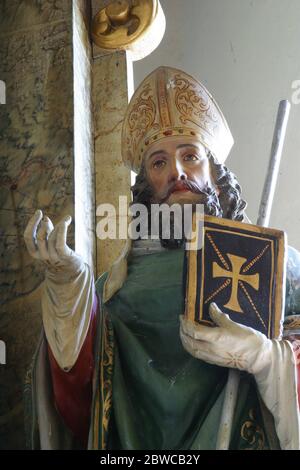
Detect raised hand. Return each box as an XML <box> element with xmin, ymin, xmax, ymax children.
<box><xmin>24</xmin><ymin>209</ymin><xmax>84</xmax><ymax>280</ymax></box>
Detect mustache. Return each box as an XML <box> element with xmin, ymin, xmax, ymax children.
<box><xmin>159</xmin><ymin>179</ymin><xmax>215</xmax><ymax>204</ymax></box>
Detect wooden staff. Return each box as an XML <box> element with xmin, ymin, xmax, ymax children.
<box><xmin>216</xmin><ymin>100</ymin><xmax>291</xmax><ymax>450</ymax></box>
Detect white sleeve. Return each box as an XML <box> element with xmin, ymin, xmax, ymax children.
<box><xmin>41</xmin><ymin>263</ymin><xmax>95</xmax><ymax>371</ymax></box>
<box><xmin>255</xmin><ymin>339</ymin><xmax>300</xmax><ymax>450</ymax></box>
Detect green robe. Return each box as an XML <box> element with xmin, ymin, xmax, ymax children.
<box><xmin>92</xmin><ymin>245</ymin><xmax>287</xmax><ymax>450</ymax></box>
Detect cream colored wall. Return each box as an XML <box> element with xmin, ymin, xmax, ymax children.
<box><xmin>134</xmin><ymin>0</ymin><xmax>300</xmax><ymax>250</ymax></box>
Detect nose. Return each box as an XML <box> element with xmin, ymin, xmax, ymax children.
<box><xmin>168</xmin><ymin>158</ymin><xmax>187</xmax><ymax>183</ymax></box>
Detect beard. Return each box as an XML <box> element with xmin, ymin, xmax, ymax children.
<box><xmin>133</xmin><ymin>178</ymin><xmax>222</xmax><ymax>249</ymax></box>
<box><xmin>155</xmin><ymin>180</ymin><xmax>223</xmax><ymax>249</ymax></box>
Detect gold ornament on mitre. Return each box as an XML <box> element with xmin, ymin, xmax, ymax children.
<box><xmin>92</xmin><ymin>0</ymin><xmax>166</xmax><ymax>61</ymax></box>
<box><xmin>121</xmin><ymin>66</ymin><xmax>234</xmax><ymax>173</ymax></box>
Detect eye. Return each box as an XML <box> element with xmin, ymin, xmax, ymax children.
<box><xmin>183</xmin><ymin>153</ymin><xmax>199</xmax><ymax>162</ymax></box>
<box><xmin>152</xmin><ymin>159</ymin><xmax>166</xmax><ymax>169</ymax></box>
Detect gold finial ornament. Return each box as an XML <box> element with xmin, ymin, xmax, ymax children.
<box><xmin>106</xmin><ymin>1</ymin><xmax>131</xmax><ymax>24</ymax></box>
<box><xmin>91</xmin><ymin>0</ymin><xmax>166</xmax><ymax>61</ymax></box>
<box><xmin>122</xmin><ymin>66</ymin><xmax>234</xmax><ymax>173</ymax></box>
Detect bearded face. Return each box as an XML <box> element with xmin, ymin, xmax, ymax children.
<box><xmin>131</xmin><ymin>136</ymin><xmax>247</xmax><ymax>248</ymax></box>
<box><xmin>144</xmin><ymin>137</ymin><xmax>215</xmax><ymax>204</ymax></box>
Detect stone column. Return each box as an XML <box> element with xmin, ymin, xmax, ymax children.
<box><xmin>92</xmin><ymin>0</ymin><xmax>132</xmax><ymax>276</ymax></box>
<box><xmin>91</xmin><ymin>0</ymin><xmax>165</xmax><ymax>276</ymax></box>
<box><xmin>92</xmin><ymin>50</ymin><xmax>133</xmax><ymax>276</ymax></box>
<box><xmin>0</xmin><ymin>0</ymin><xmax>94</xmax><ymax>449</ymax></box>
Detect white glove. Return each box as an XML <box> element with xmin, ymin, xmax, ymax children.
<box><xmin>24</xmin><ymin>209</ymin><xmax>84</xmax><ymax>282</ymax></box>
<box><xmin>180</xmin><ymin>303</ymin><xmax>300</xmax><ymax>450</ymax></box>
<box><xmin>24</xmin><ymin>210</ymin><xmax>95</xmax><ymax>371</ymax></box>
<box><xmin>180</xmin><ymin>303</ymin><xmax>273</xmax><ymax>375</ymax></box>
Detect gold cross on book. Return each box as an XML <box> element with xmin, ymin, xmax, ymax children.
<box><xmin>213</xmin><ymin>254</ymin><xmax>260</xmax><ymax>313</ymax></box>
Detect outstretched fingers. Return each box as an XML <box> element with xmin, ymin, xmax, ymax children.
<box><xmin>48</xmin><ymin>215</ymin><xmax>72</xmax><ymax>264</ymax></box>
<box><xmin>24</xmin><ymin>210</ymin><xmax>43</xmax><ymax>259</ymax></box>
<box><xmin>55</xmin><ymin>216</ymin><xmax>72</xmax><ymax>258</ymax></box>
<box><xmin>36</xmin><ymin>216</ymin><xmax>54</xmax><ymax>261</ymax></box>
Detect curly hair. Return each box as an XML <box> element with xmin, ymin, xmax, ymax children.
<box><xmin>207</xmin><ymin>151</ymin><xmax>247</xmax><ymax>221</ymax></box>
